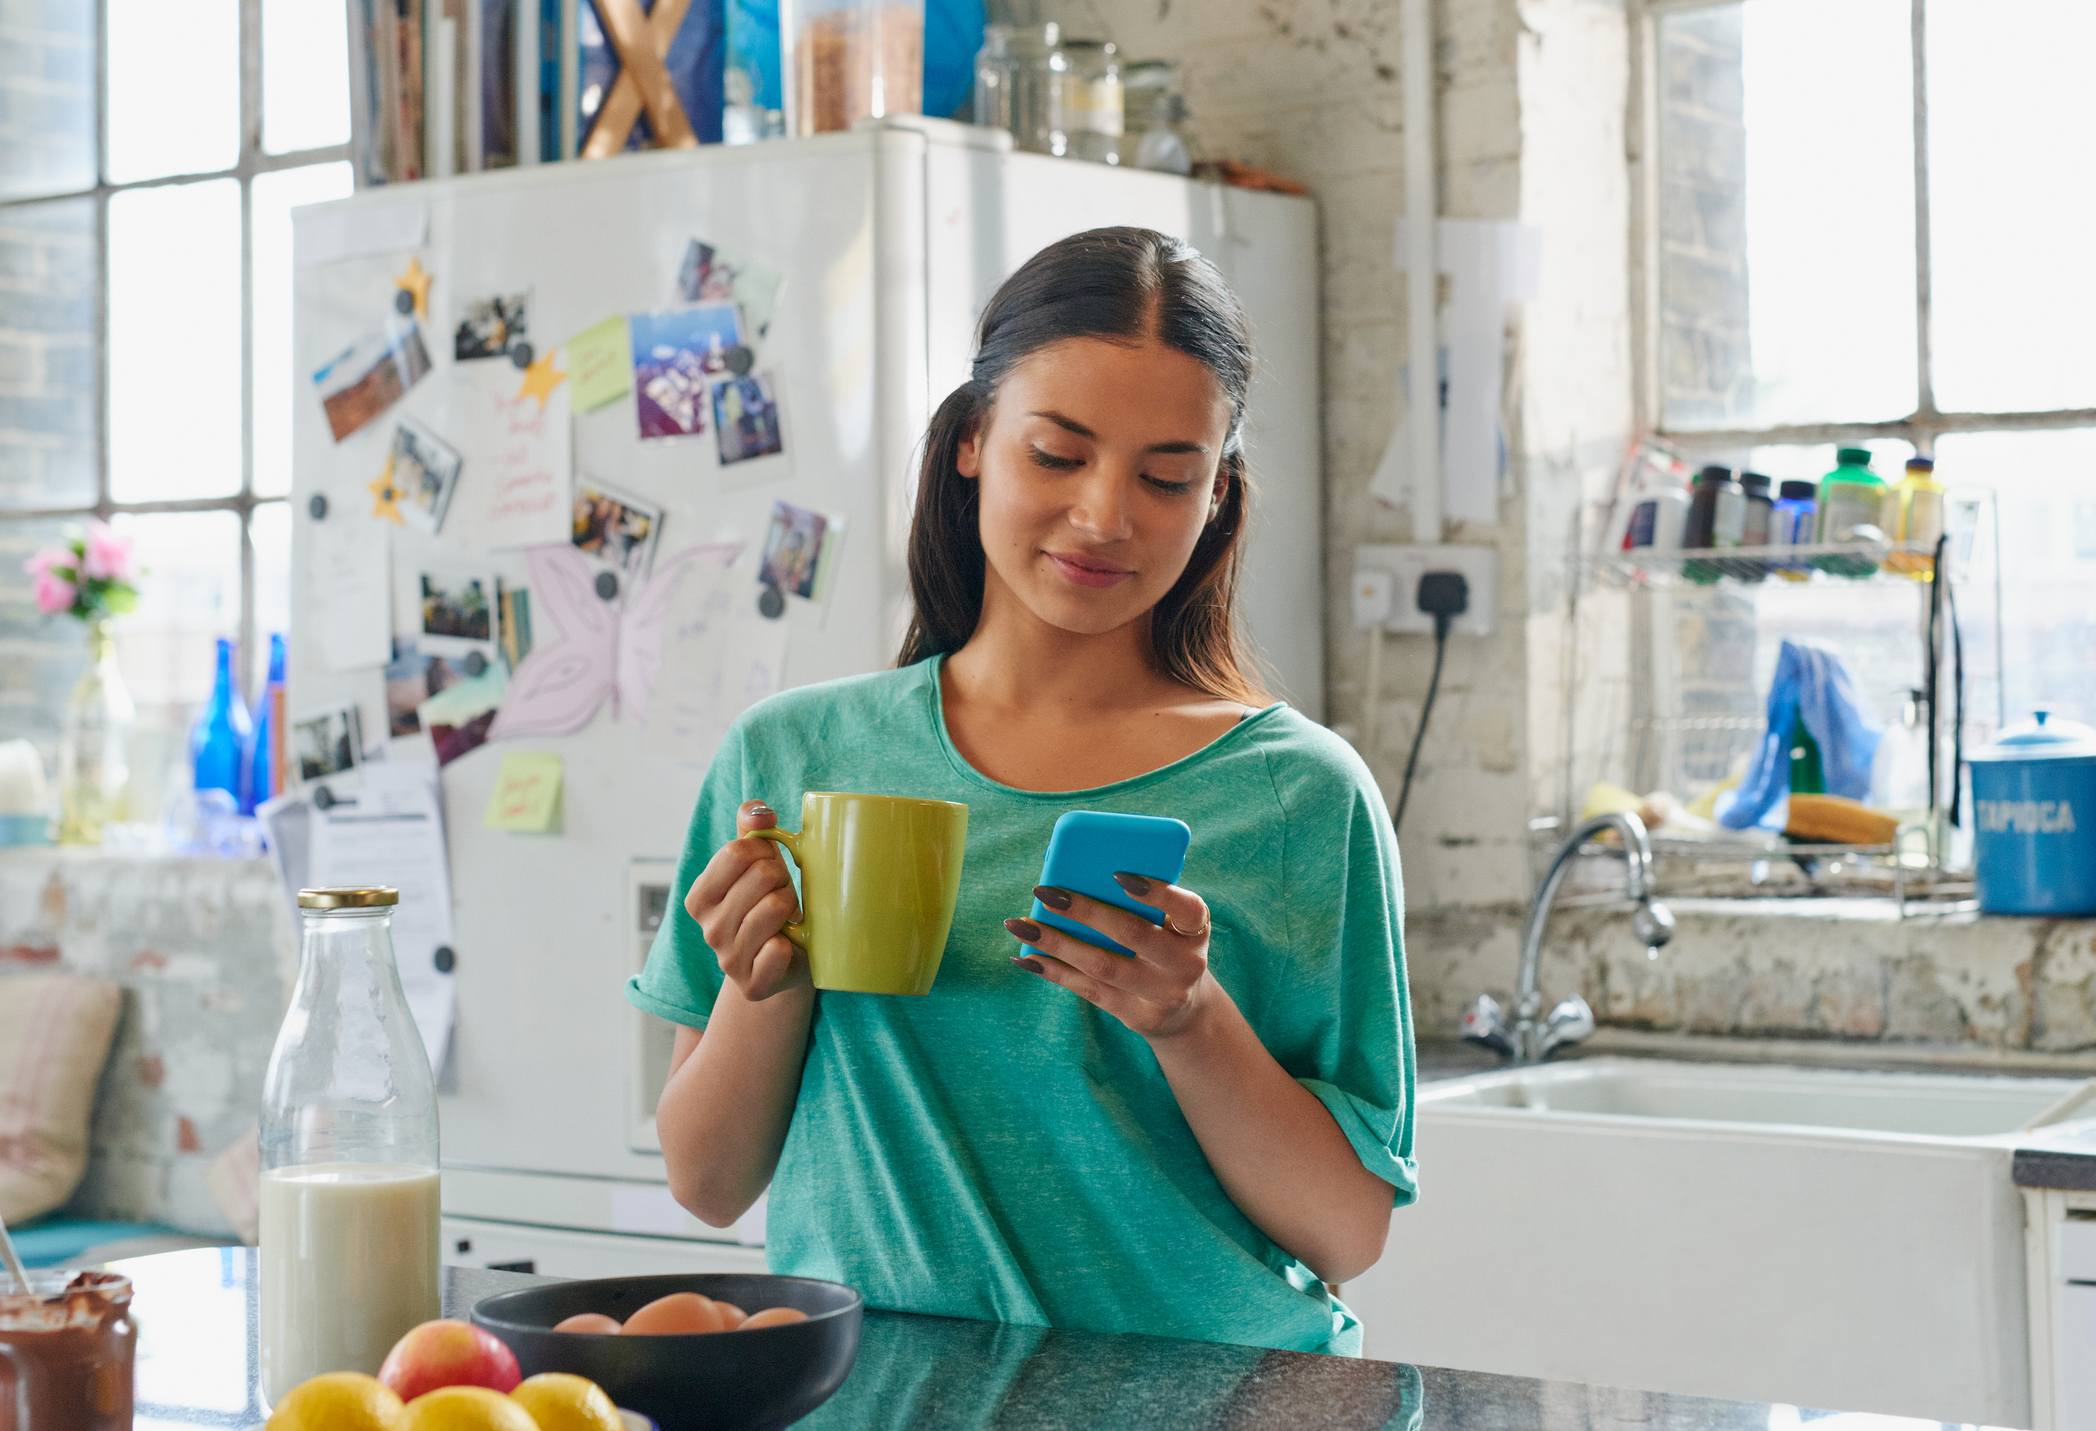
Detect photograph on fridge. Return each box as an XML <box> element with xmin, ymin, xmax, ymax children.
<box><xmin>454</xmin><ymin>290</ymin><xmax>532</xmax><ymax>362</ymax></box>
<box><xmin>572</xmin><ymin>479</ymin><xmax>664</xmax><ymax>581</ymax></box>
<box><xmin>313</xmin><ymin>319</ymin><xmax>432</xmax><ymax>442</ymax></box>
<box><xmin>388</xmin><ymin>417</ymin><xmax>463</xmax><ymax>534</ymax></box>
<box><xmin>385</xmin><ymin>638</ymin><xmax>496</xmax><ymax>736</ymax></box>
<box><xmin>630</xmin><ymin>303</ymin><xmax>742</xmax><ymax>440</ymax></box>
<box><xmin>678</xmin><ymin>240</ymin><xmax>785</xmax><ymax>339</ymax></box>
<box><xmin>711</xmin><ymin>372</ymin><xmax>785</xmax><ymax>465</ymax></box>
<box><xmin>418</xmin><ymin>565</ymin><xmax>500</xmax><ymax>659</ymax></box>
<box><xmin>757</xmin><ymin>500</ymin><xmax>839</xmax><ymax>601</ymax></box>
<box><xmin>293</xmin><ymin>706</ymin><xmax>364</xmax><ymax>783</ymax></box>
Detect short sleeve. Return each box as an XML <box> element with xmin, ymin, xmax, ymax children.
<box><xmin>626</xmin><ymin>721</ymin><xmax>752</xmax><ymax>1029</ymax></box>
<box><xmin>1265</xmin><ymin>749</ymin><xmax>1417</xmax><ymax>1207</ymax></box>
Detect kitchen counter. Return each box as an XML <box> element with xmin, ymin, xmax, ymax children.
<box><xmin>2013</xmin><ymin>1116</ymin><xmax>2096</xmax><ymax>1189</ymax></box>
<box><xmin>115</xmin><ymin>1248</ymin><xmax>1999</xmax><ymax>1429</ymax></box>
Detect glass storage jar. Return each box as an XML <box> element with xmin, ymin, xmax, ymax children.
<box><xmin>1059</xmin><ymin>39</ymin><xmax>1121</xmax><ymax>164</ymax></box>
<box><xmin>789</xmin><ymin>0</ymin><xmax>926</xmax><ymax>135</ymax></box>
<box><xmin>1120</xmin><ymin>57</ymin><xmax>1190</xmax><ymax>175</ymax></box>
<box><xmin>975</xmin><ymin>22</ymin><xmax>1063</xmax><ymax>154</ymax></box>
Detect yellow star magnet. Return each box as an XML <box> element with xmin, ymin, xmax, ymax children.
<box><xmin>515</xmin><ymin>349</ymin><xmax>567</xmax><ymax>410</ymax></box>
<box><xmin>369</xmin><ymin>457</ymin><xmax>406</xmax><ymax>524</ymax></box>
<box><xmin>394</xmin><ymin>257</ymin><xmax>432</xmax><ymax>322</ymax></box>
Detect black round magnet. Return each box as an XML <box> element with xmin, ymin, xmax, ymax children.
<box><xmin>594</xmin><ymin>571</ymin><xmax>620</xmax><ymax>600</ymax></box>
<box><xmin>308</xmin><ymin>493</ymin><xmax>328</xmax><ymax>520</ymax></box>
<box><xmin>394</xmin><ymin>288</ymin><xmax>415</xmax><ymax>315</ymax></box>
<box><xmin>725</xmin><ymin>344</ymin><xmax>755</xmax><ymax>376</ymax></box>
<box><xmin>758</xmin><ymin>583</ymin><xmax>785</xmax><ymax>619</ymax></box>
<box><xmin>463</xmin><ymin>652</ymin><xmax>488</xmax><ymax>677</ymax></box>
<box><xmin>434</xmin><ymin>945</ymin><xmax>456</xmax><ymax>974</ymax></box>
<box><xmin>312</xmin><ymin>784</ymin><xmax>336</xmax><ymax>810</ymax></box>
<box><xmin>510</xmin><ymin>342</ymin><xmax>535</xmax><ymax>370</ymax></box>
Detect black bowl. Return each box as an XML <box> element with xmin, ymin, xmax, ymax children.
<box><xmin>472</xmin><ymin>1274</ymin><xmax>862</xmax><ymax>1431</ymax></box>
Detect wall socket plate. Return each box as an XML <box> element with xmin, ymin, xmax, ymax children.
<box><xmin>1352</xmin><ymin>545</ymin><xmax>1497</xmax><ymax>636</ymax></box>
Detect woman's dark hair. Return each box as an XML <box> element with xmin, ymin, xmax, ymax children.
<box><xmin>897</xmin><ymin>226</ymin><xmax>1269</xmax><ymax>706</ymax></box>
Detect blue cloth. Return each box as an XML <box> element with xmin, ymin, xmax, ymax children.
<box><xmin>1721</xmin><ymin>640</ymin><xmax>1885</xmax><ymax>830</ymax></box>
<box><xmin>11</xmin><ymin>1219</ymin><xmax>191</xmax><ymax>1268</ymax></box>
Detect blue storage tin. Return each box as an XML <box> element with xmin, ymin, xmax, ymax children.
<box><xmin>1967</xmin><ymin>711</ymin><xmax>2096</xmax><ymax>916</ymax></box>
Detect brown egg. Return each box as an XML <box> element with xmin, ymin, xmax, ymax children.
<box><xmin>620</xmin><ymin>1293</ymin><xmax>725</xmax><ymax>1336</ymax></box>
<box><xmin>738</xmin><ymin>1307</ymin><xmax>809</xmax><ymax>1330</ymax></box>
<box><xmin>712</xmin><ymin>1302</ymin><xmax>748</xmax><ymax>1330</ymax></box>
<box><xmin>552</xmin><ymin>1313</ymin><xmax>624</xmax><ymax>1335</ymax></box>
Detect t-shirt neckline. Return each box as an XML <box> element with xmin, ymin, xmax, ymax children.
<box><xmin>921</xmin><ymin>653</ymin><xmax>1288</xmax><ymax>802</ymax></box>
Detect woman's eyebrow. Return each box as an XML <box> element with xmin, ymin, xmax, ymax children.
<box><xmin>1027</xmin><ymin>410</ymin><xmax>1211</xmax><ymax>456</ymax></box>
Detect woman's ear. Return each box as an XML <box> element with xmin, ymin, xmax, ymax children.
<box><xmin>956</xmin><ymin>417</ymin><xmax>984</xmax><ymax>480</ymax></box>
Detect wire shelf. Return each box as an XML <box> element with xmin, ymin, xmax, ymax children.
<box><xmin>1595</xmin><ymin>541</ymin><xmax>1941</xmax><ymax>591</ymax></box>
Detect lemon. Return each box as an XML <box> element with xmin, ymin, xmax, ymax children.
<box><xmin>510</xmin><ymin>1373</ymin><xmax>623</xmax><ymax>1431</ymax></box>
<box><xmin>267</xmin><ymin>1372</ymin><xmax>405</xmax><ymax>1431</ymax></box>
<box><xmin>400</xmin><ymin>1384</ymin><xmax>540</xmax><ymax>1431</ymax></box>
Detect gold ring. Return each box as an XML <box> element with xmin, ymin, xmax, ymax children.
<box><xmin>1165</xmin><ymin>912</ymin><xmax>1210</xmax><ymax>939</ymax></box>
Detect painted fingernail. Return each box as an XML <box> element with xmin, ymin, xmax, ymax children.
<box><xmin>746</xmin><ymin>801</ymin><xmax>773</xmax><ymax>817</ymax></box>
<box><xmin>1112</xmin><ymin>871</ymin><xmax>1152</xmax><ymax>897</ymax></box>
<box><xmin>1005</xmin><ymin>917</ymin><xmax>1042</xmax><ymax>943</ymax></box>
<box><xmin>1032</xmin><ymin>886</ymin><xmax>1072</xmax><ymax>911</ymax></box>
<box><xmin>1011</xmin><ymin>956</ymin><xmax>1045</xmax><ymax>975</ymax></box>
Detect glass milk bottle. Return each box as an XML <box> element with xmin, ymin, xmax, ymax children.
<box><xmin>259</xmin><ymin>888</ymin><xmax>441</xmax><ymax>1403</ymax></box>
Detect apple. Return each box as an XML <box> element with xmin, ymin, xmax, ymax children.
<box><xmin>377</xmin><ymin>1319</ymin><xmax>521</xmax><ymax>1401</ymax></box>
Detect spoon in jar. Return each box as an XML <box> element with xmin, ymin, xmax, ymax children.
<box><xmin>0</xmin><ymin>1209</ymin><xmax>31</xmax><ymax>1294</ymax></box>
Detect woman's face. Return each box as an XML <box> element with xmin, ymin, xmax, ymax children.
<box><xmin>958</xmin><ymin>334</ymin><xmax>1233</xmax><ymax>640</ymax></box>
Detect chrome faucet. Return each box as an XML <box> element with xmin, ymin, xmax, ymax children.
<box><xmin>1461</xmin><ymin>812</ymin><xmax>1675</xmax><ymax>1065</ymax></box>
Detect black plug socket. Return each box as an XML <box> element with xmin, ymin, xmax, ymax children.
<box><xmin>1417</xmin><ymin>571</ymin><xmax>1469</xmax><ymax>639</ymax></box>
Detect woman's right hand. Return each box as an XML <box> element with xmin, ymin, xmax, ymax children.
<box><xmin>684</xmin><ymin>799</ymin><xmax>811</xmax><ymax>1001</ymax></box>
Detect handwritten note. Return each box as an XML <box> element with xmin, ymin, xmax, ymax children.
<box><xmin>462</xmin><ymin>362</ymin><xmax>571</xmax><ymax>550</ymax></box>
<box><xmin>483</xmin><ymin>752</ymin><xmax>563</xmax><ymax>832</ymax></box>
<box><xmin>640</xmin><ymin>559</ymin><xmax>786</xmax><ymax>763</ymax></box>
<box><xmin>310</xmin><ymin>514</ymin><xmax>393</xmax><ymax>671</ymax></box>
<box><xmin>567</xmin><ymin>316</ymin><xmax>633</xmax><ymax>412</ymax></box>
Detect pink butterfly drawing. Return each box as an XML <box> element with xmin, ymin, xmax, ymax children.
<box><xmin>487</xmin><ymin>542</ymin><xmax>742</xmax><ymax>741</ymax></box>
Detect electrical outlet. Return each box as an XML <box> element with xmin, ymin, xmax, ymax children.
<box><xmin>1353</xmin><ymin>545</ymin><xmax>1497</xmax><ymax>636</ymax></box>
<box><xmin>1350</xmin><ymin>569</ymin><xmax>1395</xmax><ymax>630</ymax></box>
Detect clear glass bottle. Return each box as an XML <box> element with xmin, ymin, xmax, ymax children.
<box><xmin>57</xmin><ymin>618</ymin><xmax>133</xmax><ymax>846</ymax></box>
<box><xmin>789</xmin><ymin>0</ymin><xmax>925</xmax><ymax>136</ymax></box>
<box><xmin>259</xmin><ymin>888</ymin><xmax>440</xmax><ymax>1402</ymax></box>
<box><xmin>1059</xmin><ymin>39</ymin><xmax>1121</xmax><ymax>164</ymax></box>
<box><xmin>1121</xmin><ymin>58</ymin><xmax>1191</xmax><ymax>176</ymax></box>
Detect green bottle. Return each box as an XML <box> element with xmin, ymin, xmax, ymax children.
<box><xmin>1813</xmin><ymin>447</ymin><xmax>1888</xmax><ymax>578</ymax></box>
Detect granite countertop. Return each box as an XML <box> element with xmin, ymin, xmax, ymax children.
<box><xmin>114</xmin><ymin>1248</ymin><xmax>1993</xmax><ymax>1430</ymax></box>
<box><xmin>2012</xmin><ymin>1116</ymin><xmax>2096</xmax><ymax>1190</ymax></box>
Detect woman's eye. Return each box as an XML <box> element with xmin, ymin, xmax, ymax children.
<box><xmin>1143</xmin><ymin>475</ymin><xmax>1196</xmax><ymax>496</ymax></box>
<box><xmin>1028</xmin><ymin>447</ymin><xmax>1084</xmax><ymax>471</ymax></box>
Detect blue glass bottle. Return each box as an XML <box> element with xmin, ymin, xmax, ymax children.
<box><xmin>245</xmin><ymin>633</ymin><xmax>286</xmax><ymax>814</ymax></box>
<box><xmin>192</xmin><ymin>637</ymin><xmax>253</xmax><ymax>802</ymax></box>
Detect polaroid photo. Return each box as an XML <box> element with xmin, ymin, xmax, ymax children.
<box><xmin>572</xmin><ymin>479</ymin><xmax>665</xmax><ymax>582</ymax></box>
<box><xmin>314</xmin><ymin>319</ymin><xmax>433</xmax><ymax>443</ymax></box>
<box><xmin>389</xmin><ymin>417</ymin><xmax>463</xmax><ymax>535</ymax></box>
<box><xmin>417</xmin><ymin>565</ymin><xmax>500</xmax><ymax>659</ymax></box>
<box><xmin>498</xmin><ymin>581</ymin><xmax>533</xmax><ymax>672</ymax></box>
<box><xmin>678</xmin><ymin>240</ymin><xmax>785</xmax><ymax>339</ymax></box>
<box><xmin>711</xmin><ymin>372</ymin><xmax>785</xmax><ymax>466</ymax></box>
<box><xmin>384</xmin><ymin>638</ymin><xmax>490</xmax><ymax>736</ymax></box>
<box><xmin>630</xmin><ymin>304</ymin><xmax>742</xmax><ymax>440</ymax></box>
<box><xmin>294</xmin><ymin>706</ymin><xmax>365</xmax><ymax>784</ymax></box>
<box><xmin>758</xmin><ymin>500</ymin><xmax>843</xmax><ymax>602</ymax></box>
<box><xmin>454</xmin><ymin>290</ymin><xmax>530</xmax><ymax>362</ymax></box>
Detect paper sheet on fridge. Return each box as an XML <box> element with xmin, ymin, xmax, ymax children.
<box><xmin>461</xmin><ymin>362</ymin><xmax>572</xmax><ymax>550</ymax></box>
<box><xmin>306</xmin><ymin>762</ymin><xmax>457</xmax><ymax>1073</ymax></box>
<box><xmin>310</xmin><ymin>516</ymin><xmax>393</xmax><ymax>671</ymax></box>
<box><xmin>483</xmin><ymin>752</ymin><xmax>562</xmax><ymax>831</ymax></box>
<box><xmin>1372</xmin><ymin>218</ymin><xmax>1543</xmax><ymax>524</ymax></box>
<box><xmin>566</xmin><ymin>316</ymin><xmax>633</xmax><ymax>412</ymax></box>
<box><xmin>640</xmin><ymin>558</ymin><xmax>787</xmax><ymax>762</ymax></box>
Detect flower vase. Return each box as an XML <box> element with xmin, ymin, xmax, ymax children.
<box><xmin>57</xmin><ymin>618</ymin><xmax>134</xmax><ymax>845</ymax></box>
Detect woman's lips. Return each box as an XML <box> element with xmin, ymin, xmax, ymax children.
<box><xmin>1046</xmin><ymin>551</ymin><xmax>1135</xmax><ymax>589</ymax></box>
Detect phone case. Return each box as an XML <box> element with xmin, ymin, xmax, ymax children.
<box><xmin>1031</xmin><ymin>810</ymin><xmax>1192</xmax><ymax>956</ymax></box>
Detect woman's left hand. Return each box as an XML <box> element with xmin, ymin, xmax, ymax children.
<box><xmin>1006</xmin><ymin>874</ymin><xmax>1215</xmax><ymax>1040</ymax></box>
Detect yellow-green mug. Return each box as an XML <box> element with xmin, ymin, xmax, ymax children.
<box><xmin>750</xmin><ymin>792</ymin><xmax>970</xmax><ymax>995</ymax></box>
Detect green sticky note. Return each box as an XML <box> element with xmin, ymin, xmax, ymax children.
<box><xmin>484</xmin><ymin>752</ymin><xmax>563</xmax><ymax>832</ymax></box>
<box><xmin>567</xmin><ymin>316</ymin><xmax>633</xmax><ymax>412</ymax></box>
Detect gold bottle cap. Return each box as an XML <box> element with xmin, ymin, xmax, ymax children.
<box><xmin>297</xmin><ymin>887</ymin><xmax>400</xmax><ymax>909</ymax></box>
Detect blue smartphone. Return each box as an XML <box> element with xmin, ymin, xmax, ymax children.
<box><xmin>1031</xmin><ymin>810</ymin><xmax>1192</xmax><ymax>956</ymax></box>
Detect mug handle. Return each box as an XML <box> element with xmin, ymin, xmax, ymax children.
<box><xmin>747</xmin><ymin>826</ymin><xmax>811</xmax><ymax>950</ymax></box>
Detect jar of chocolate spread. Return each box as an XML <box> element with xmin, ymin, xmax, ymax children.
<box><xmin>0</xmin><ymin>1270</ymin><xmax>136</xmax><ymax>1431</ymax></box>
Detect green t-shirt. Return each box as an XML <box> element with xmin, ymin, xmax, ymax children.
<box><xmin>628</xmin><ymin>656</ymin><xmax>1416</xmax><ymax>1356</ymax></box>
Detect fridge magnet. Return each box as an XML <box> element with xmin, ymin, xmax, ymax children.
<box><xmin>460</xmin><ymin>363</ymin><xmax>572</xmax><ymax>550</ymax></box>
<box><xmin>483</xmin><ymin>751</ymin><xmax>563</xmax><ymax>833</ymax></box>
<box><xmin>573</xmin><ymin>479</ymin><xmax>664</xmax><ymax>581</ymax></box>
<box><xmin>454</xmin><ymin>291</ymin><xmax>531</xmax><ymax>363</ymax></box>
<box><xmin>389</xmin><ymin>417</ymin><xmax>463</xmax><ymax>534</ymax></box>
<box><xmin>313</xmin><ymin>320</ymin><xmax>433</xmax><ymax>443</ymax></box>
<box><xmin>293</xmin><ymin>706</ymin><xmax>366</xmax><ymax>784</ymax></box>
<box><xmin>417</xmin><ymin>565</ymin><xmax>501</xmax><ymax>660</ymax></box>
<box><xmin>711</xmin><ymin>372</ymin><xmax>785</xmax><ymax>466</ymax></box>
<box><xmin>678</xmin><ymin>241</ymin><xmax>785</xmax><ymax>340</ymax></box>
<box><xmin>368</xmin><ymin>458</ymin><xmax>407</xmax><ymax>525</ymax></box>
<box><xmin>394</xmin><ymin>257</ymin><xmax>433</xmax><ymax>322</ymax></box>
<box><xmin>515</xmin><ymin>348</ymin><xmax>569</xmax><ymax>410</ymax></box>
<box><xmin>630</xmin><ymin>304</ymin><xmax>742</xmax><ymax>440</ymax></box>
<box><xmin>758</xmin><ymin>501</ymin><xmax>841</xmax><ymax>601</ymax></box>
<box><xmin>566</xmin><ymin>315</ymin><xmax>634</xmax><ymax>412</ymax></box>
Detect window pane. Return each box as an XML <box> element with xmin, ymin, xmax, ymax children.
<box><xmin>1657</xmin><ymin>0</ymin><xmax>1917</xmax><ymax>430</ymax></box>
<box><xmin>0</xmin><ymin>1</ymin><xmax>95</xmax><ymax>200</ymax></box>
<box><xmin>0</xmin><ymin>197</ymin><xmax>99</xmax><ymax>507</ymax></box>
<box><xmin>253</xmin><ymin>163</ymin><xmax>356</xmax><ymax>496</ymax></box>
<box><xmin>1933</xmin><ymin>429</ymin><xmax>2096</xmax><ymax>726</ymax></box>
<box><xmin>109</xmin><ymin>180</ymin><xmax>243</xmax><ymax>502</ymax></box>
<box><xmin>106</xmin><ymin>0</ymin><xmax>241</xmax><ymax>183</ymax></box>
<box><xmin>1928</xmin><ymin>1</ymin><xmax>2096</xmax><ymax>413</ymax></box>
<box><xmin>263</xmin><ymin>0</ymin><xmax>353</xmax><ymax>154</ymax></box>
<box><xmin>251</xmin><ymin>499</ymin><xmax>291</xmax><ymax>692</ymax></box>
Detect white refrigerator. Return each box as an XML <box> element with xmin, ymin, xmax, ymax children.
<box><xmin>288</xmin><ymin>116</ymin><xmax>1322</xmax><ymax>1277</ymax></box>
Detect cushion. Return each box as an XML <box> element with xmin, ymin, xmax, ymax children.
<box><xmin>0</xmin><ymin>973</ymin><xmax>122</xmax><ymax>1225</ymax></box>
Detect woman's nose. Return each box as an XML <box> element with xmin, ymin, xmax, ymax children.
<box><xmin>1066</xmin><ymin>470</ymin><xmax>1135</xmax><ymax>541</ymax></box>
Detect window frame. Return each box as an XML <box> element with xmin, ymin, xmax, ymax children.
<box><xmin>0</xmin><ymin>0</ymin><xmax>351</xmax><ymax>701</ymax></box>
<box><xmin>1628</xmin><ymin>0</ymin><xmax>2096</xmax><ymax>453</ymax></box>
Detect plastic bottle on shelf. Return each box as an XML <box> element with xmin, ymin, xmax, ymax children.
<box><xmin>191</xmin><ymin>637</ymin><xmax>253</xmax><ymax>803</ymax></box>
<box><xmin>1737</xmin><ymin>470</ymin><xmax>1774</xmax><ymax>581</ymax></box>
<box><xmin>1681</xmin><ymin>464</ymin><xmax>1746</xmax><ymax>584</ymax></box>
<box><xmin>1770</xmin><ymin>479</ymin><xmax>1818</xmax><ymax>580</ymax></box>
<box><xmin>1814</xmin><ymin>447</ymin><xmax>1889</xmax><ymax>577</ymax></box>
<box><xmin>1609</xmin><ymin>461</ymin><xmax>1691</xmax><ymax>560</ymax></box>
<box><xmin>1884</xmin><ymin>456</ymin><xmax>1945</xmax><ymax>580</ymax></box>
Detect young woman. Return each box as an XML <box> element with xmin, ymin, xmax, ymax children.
<box><xmin>629</xmin><ymin>227</ymin><xmax>1415</xmax><ymax>1356</ymax></box>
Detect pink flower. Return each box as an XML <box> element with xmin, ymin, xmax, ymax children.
<box><xmin>32</xmin><ymin>570</ymin><xmax>76</xmax><ymax>616</ymax></box>
<box><xmin>23</xmin><ymin>547</ymin><xmax>70</xmax><ymax>579</ymax></box>
<box><xmin>81</xmin><ymin>522</ymin><xmax>133</xmax><ymax>582</ymax></box>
